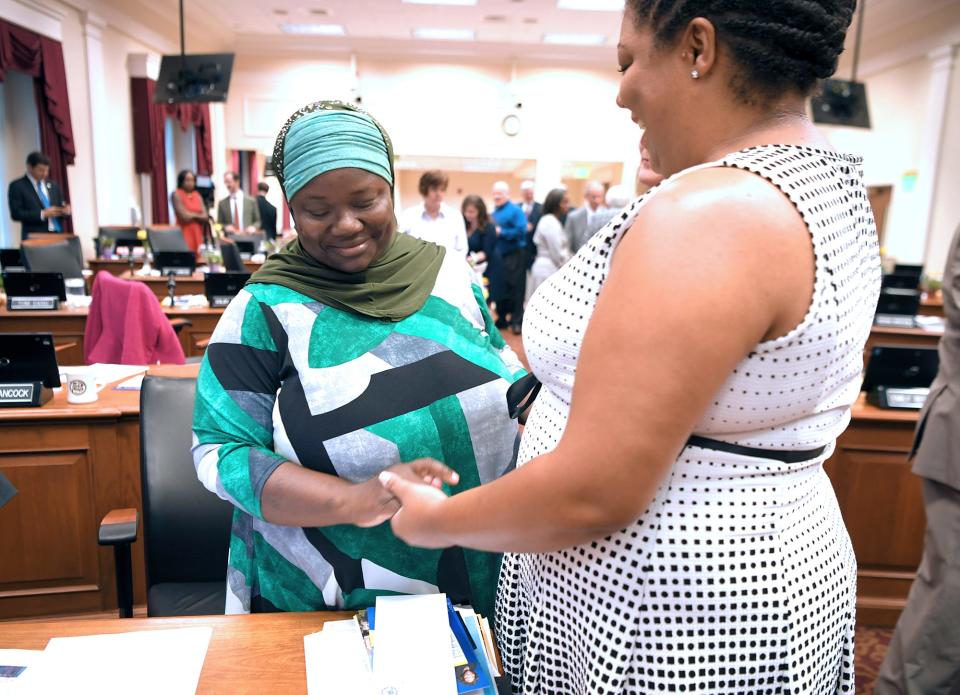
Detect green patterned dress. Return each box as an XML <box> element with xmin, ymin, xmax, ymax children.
<box><xmin>192</xmin><ymin>254</ymin><xmax>525</xmax><ymax>618</ymax></box>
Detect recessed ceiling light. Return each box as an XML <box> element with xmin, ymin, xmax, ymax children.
<box><xmin>402</xmin><ymin>0</ymin><xmax>477</xmax><ymax>5</ymax></box>
<box><xmin>557</xmin><ymin>0</ymin><xmax>623</xmax><ymax>9</ymax></box>
<box><xmin>273</xmin><ymin>9</ymin><xmax>288</xmax><ymax>15</ymax></box>
<box><xmin>309</xmin><ymin>8</ymin><xmax>329</xmax><ymax>15</ymax></box>
<box><xmin>280</xmin><ymin>23</ymin><xmax>345</xmax><ymax>35</ymax></box>
<box><xmin>412</xmin><ymin>27</ymin><xmax>475</xmax><ymax>40</ymax></box>
<box><xmin>542</xmin><ymin>32</ymin><xmax>606</xmax><ymax>45</ymax></box>
<box><xmin>522</xmin><ymin>17</ymin><xmax>538</xmax><ymax>24</ymax></box>
<box><xmin>484</xmin><ymin>14</ymin><xmax>508</xmax><ymax>22</ymax></box>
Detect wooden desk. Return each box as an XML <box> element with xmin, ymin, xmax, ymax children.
<box><xmin>87</xmin><ymin>258</ymin><xmax>145</xmax><ymax>277</ymax></box>
<box><xmin>0</xmin><ymin>365</ymin><xmax>199</xmax><ymax>620</ymax></box>
<box><xmin>823</xmin><ymin>395</ymin><xmax>924</xmax><ymax>626</ymax></box>
<box><xmin>866</xmin><ymin>325</ymin><xmax>942</xmax><ymax>358</ymax></box>
<box><xmin>119</xmin><ymin>271</ymin><xmax>206</xmax><ymax>300</ymax></box>
<box><xmin>0</xmin><ymin>611</ymin><xmax>351</xmax><ymax>693</ymax></box>
<box><xmin>919</xmin><ymin>292</ymin><xmax>944</xmax><ymax>318</ymax></box>
<box><xmin>0</xmin><ymin>305</ymin><xmax>224</xmax><ymax>364</ymax></box>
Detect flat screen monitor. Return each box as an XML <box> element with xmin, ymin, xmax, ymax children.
<box><xmin>154</xmin><ymin>53</ymin><xmax>235</xmax><ymax>104</ymax></box>
<box><xmin>810</xmin><ymin>79</ymin><xmax>871</xmax><ymax>129</ymax></box>
<box><xmin>0</xmin><ymin>249</ymin><xmax>24</xmax><ymax>271</ymax></box>
<box><xmin>881</xmin><ymin>273</ymin><xmax>920</xmax><ymax>291</ymax></box>
<box><xmin>0</xmin><ymin>333</ymin><xmax>60</xmax><ymax>388</ymax></box>
<box><xmin>893</xmin><ymin>264</ymin><xmax>923</xmax><ymax>282</ymax></box>
<box><xmin>204</xmin><ymin>272</ymin><xmax>250</xmax><ymax>307</ymax></box>
<box><xmin>234</xmin><ymin>240</ymin><xmax>256</xmax><ymax>256</ymax></box>
<box><xmin>862</xmin><ymin>346</ymin><xmax>939</xmax><ymax>393</ymax></box>
<box><xmin>155</xmin><ymin>251</ymin><xmax>196</xmax><ymax>276</ymax></box>
<box><xmin>2</xmin><ymin>271</ymin><xmax>66</xmax><ymax>301</ymax></box>
<box><xmin>875</xmin><ymin>289</ymin><xmax>921</xmax><ymax>317</ymax></box>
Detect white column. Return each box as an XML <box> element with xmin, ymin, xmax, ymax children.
<box><xmin>209</xmin><ymin>101</ymin><xmax>228</xmax><ymax>201</ymax></box>
<box><xmin>81</xmin><ymin>10</ymin><xmax>107</xmax><ymax>234</ymax></box>
<box><xmin>918</xmin><ymin>45</ymin><xmax>957</xmax><ymax>263</ymax></box>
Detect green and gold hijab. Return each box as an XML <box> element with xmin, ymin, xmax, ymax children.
<box><xmin>249</xmin><ymin>100</ymin><xmax>444</xmax><ymax>321</ymax></box>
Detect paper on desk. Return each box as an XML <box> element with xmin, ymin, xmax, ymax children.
<box><xmin>304</xmin><ymin>620</ymin><xmax>375</xmax><ymax>695</ymax></box>
<box><xmin>374</xmin><ymin>594</ymin><xmax>458</xmax><ymax>695</ymax></box>
<box><xmin>15</xmin><ymin>626</ymin><xmax>212</xmax><ymax>695</ymax></box>
<box><xmin>0</xmin><ymin>650</ymin><xmax>44</xmax><ymax>694</ymax></box>
<box><xmin>114</xmin><ymin>374</ymin><xmax>145</xmax><ymax>391</ymax></box>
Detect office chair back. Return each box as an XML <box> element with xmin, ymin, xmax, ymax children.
<box><xmin>220</xmin><ymin>240</ymin><xmax>245</xmax><ymax>272</ymax></box>
<box><xmin>22</xmin><ymin>240</ymin><xmax>84</xmax><ymax>279</ymax></box>
<box><xmin>140</xmin><ymin>375</ymin><xmax>233</xmax><ymax>616</ymax></box>
<box><xmin>147</xmin><ymin>227</ymin><xmax>190</xmax><ymax>253</ymax></box>
<box><xmin>97</xmin><ymin>226</ymin><xmax>139</xmax><ymax>257</ymax></box>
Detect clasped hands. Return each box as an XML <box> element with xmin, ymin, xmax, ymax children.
<box><xmin>352</xmin><ymin>458</ymin><xmax>454</xmax><ymax>548</ymax></box>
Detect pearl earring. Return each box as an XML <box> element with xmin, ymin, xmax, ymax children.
<box><xmin>691</xmin><ymin>69</ymin><xmax>700</xmax><ymax>79</ymax></box>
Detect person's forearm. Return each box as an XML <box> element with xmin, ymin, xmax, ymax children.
<box><xmin>261</xmin><ymin>461</ymin><xmax>364</xmax><ymax>527</ymax></box>
<box><xmin>425</xmin><ymin>449</ymin><xmax>646</xmax><ymax>554</ymax></box>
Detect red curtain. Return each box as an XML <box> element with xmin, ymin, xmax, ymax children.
<box><xmin>0</xmin><ymin>20</ymin><xmax>76</xmax><ymax>233</ymax></box>
<box><xmin>131</xmin><ymin>77</ymin><xmax>213</xmax><ymax>224</ymax></box>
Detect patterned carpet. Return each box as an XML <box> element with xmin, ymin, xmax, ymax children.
<box><xmin>856</xmin><ymin>626</ymin><xmax>893</xmax><ymax>694</ymax></box>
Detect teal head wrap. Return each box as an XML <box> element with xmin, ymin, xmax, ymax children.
<box><xmin>273</xmin><ymin>100</ymin><xmax>394</xmax><ymax>202</ymax></box>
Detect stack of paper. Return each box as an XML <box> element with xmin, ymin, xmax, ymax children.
<box><xmin>303</xmin><ymin>595</ymin><xmax>500</xmax><ymax>695</ymax></box>
<box><xmin>1</xmin><ymin>627</ymin><xmax>211</xmax><ymax>695</ymax></box>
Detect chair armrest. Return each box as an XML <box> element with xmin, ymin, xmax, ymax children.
<box><xmin>168</xmin><ymin>318</ymin><xmax>193</xmax><ymax>334</ymax></box>
<box><xmin>54</xmin><ymin>341</ymin><xmax>78</xmax><ymax>354</ymax></box>
<box><xmin>98</xmin><ymin>507</ymin><xmax>139</xmax><ymax>546</ymax></box>
<box><xmin>195</xmin><ymin>337</ymin><xmax>210</xmax><ymax>350</ymax></box>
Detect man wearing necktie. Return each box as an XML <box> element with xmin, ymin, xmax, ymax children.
<box><xmin>216</xmin><ymin>171</ymin><xmax>261</xmax><ymax>234</ymax></box>
<box><xmin>7</xmin><ymin>151</ymin><xmax>70</xmax><ymax>240</ymax></box>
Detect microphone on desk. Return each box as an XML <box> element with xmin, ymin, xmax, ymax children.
<box><xmin>167</xmin><ymin>271</ymin><xmax>177</xmax><ymax>306</ymax></box>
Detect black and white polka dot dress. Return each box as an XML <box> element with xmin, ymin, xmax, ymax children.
<box><xmin>496</xmin><ymin>145</ymin><xmax>881</xmax><ymax>694</ymax></box>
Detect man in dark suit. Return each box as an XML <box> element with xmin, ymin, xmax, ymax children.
<box><xmin>256</xmin><ymin>182</ymin><xmax>278</xmax><ymax>241</ymax></box>
<box><xmin>7</xmin><ymin>151</ymin><xmax>70</xmax><ymax>240</ymax></box>
<box><xmin>876</xmin><ymin>222</ymin><xmax>960</xmax><ymax>695</ymax></box>
<box><xmin>519</xmin><ymin>180</ymin><xmax>542</xmax><ymax>270</ymax></box>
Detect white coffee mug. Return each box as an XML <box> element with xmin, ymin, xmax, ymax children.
<box><xmin>65</xmin><ymin>368</ymin><xmax>99</xmax><ymax>404</ymax></box>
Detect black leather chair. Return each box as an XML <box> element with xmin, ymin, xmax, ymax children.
<box><xmin>22</xmin><ymin>240</ymin><xmax>84</xmax><ymax>279</ymax></box>
<box><xmin>147</xmin><ymin>226</ymin><xmax>191</xmax><ymax>253</ymax></box>
<box><xmin>97</xmin><ymin>226</ymin><xmax>140</xmax><ymax>257</ymax></box>
<box><xmin>98</xmin><ymin>375</ymin><xmax>233</xmax><ymax>617</ymax></box>
<box><xmin>220</xmin><ymin>240</ymin><xmax>245</xmax><ymax>272</ymax></box>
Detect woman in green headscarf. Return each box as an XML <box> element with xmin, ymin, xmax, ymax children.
<box><xmin>192</xmin><ymin>101</ymin><xmax>526</xmax><ymax>618</ymax></box>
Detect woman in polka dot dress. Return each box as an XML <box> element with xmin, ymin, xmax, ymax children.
<box><xmin>381</xmin><ymin>1</ymin><xmax>878</xmax><ymax>693</ymax></box>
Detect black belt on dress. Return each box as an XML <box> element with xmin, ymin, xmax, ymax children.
<box><xmin>685</xmin><ymin>435</ymin><xmax>828</xmax><ymax>464</ymax></box>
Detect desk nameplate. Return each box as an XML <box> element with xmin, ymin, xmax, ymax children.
<box><xmin>0</xmin><ymin>382</ymin><xmax>52</xmax><ymax>407</ymax></box>
<box><xmin>7</xmin><ymin>296</ymin><xmax>59</xmax><ymax>311</ymax></box>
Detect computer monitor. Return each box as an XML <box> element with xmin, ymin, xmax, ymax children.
<box><xmin>881</xmin><ymin>273</ymin><xmax>920</xmax><ymax>291</ymax></box>
<box><xmin>862</xmin><ymin>346</ymin><xmax>939</xmax><ymax>393</ymax></box>
<box><xmin>234</xmin><ymin>240</ymin><xmax>256</xmax><ymax>256</ymax></box>
<box><xmin>155</xmin><ymin>251</ymin><xmax>196</xmax><ymax>276</ymax></box>
<box><xmin>810</xmin><ymin>79</ymin><xmax>871</xmax><ymax>129</ymax></box>
<box><xmin>204</xmin><ymin>272</ymin><xmax>251</xmax><ymax>308</ymax></box>
<box><xmin>154</xmin><ymin>53</ymin><xmax>235</xmax><ymax>104</ymax></box>
<box><xmin>875</xmin><ymin>289</ymin><xmax>921</xmax><ymax>317</ymax></box>
<box><xmin>2</xmin><ymin>271</ymin><xmax>67</xmax><ymax>302</ymax></box>
<box><xmin>0</xmin><ymin>249</ymin><xmax>24</xmax><ymax>271</ymax></box>
<box><xmin>0</xmin><ymin>333</ymin><xmax>60</xmax><ymax>389</ymax></box>
<box><xmin>101</xmin><ymin>227</ymin><xmax>143</xmax><ymax>254</ymax></box>
<box><xmin>893</xmin><ymin>264</ymin><xmax>923</xmax><ymax>283</ymax></box>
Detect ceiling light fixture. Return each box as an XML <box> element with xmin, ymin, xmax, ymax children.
<box><xmin>280</xmin><ymin>23</ymin><xmax>346</xmax><ymax>35</ymax></box>
<box><xmin>557</xmin><ymin>0</ymin><xmax>624</xmax><ymax>9</ymax></box>
<box><xmin>412</xmin><ymin>27</ymin><xmax>475</xmax><ymax>41</ymax></box>
<box><xmin>542</xmin><ymin>32</ymin><xmax>606</xmax><ymax>45</ymax></box>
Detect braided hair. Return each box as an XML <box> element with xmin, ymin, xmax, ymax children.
<box><xmin>626</xmin><ymin>0</ymin><xmax>856</xmax><ymax>104</ymax></box>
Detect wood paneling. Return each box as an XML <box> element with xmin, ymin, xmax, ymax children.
<box><xmin>823</xmin><ymin>396</ymin><xmax>924</xmax><ymax>626</ymax></box>
<box><xmin>118</xmin><ymin>271</ymin><xmax>206</xmax><ymax>300</ymax></box>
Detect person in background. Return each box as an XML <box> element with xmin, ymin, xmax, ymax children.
<box><xmin>490</xmin><ymin>181</ymin><xmax>527</xmax><ymax>334</ymax></box>
<box><xmin>519</xmin><ymin>180</ymin><xmax>542</xmax><ymax>271</ymax></box>
<box><xmin>637</xmin><ymin>143</ymin><xmax>665</xmax><ymax>192</ymax></box>
<box><xmin>571</xmin><ymin>184</ymin><xmax>635</xmax><ymax>254</ymax></box>
<box><xmin>216</xmin><ymin>171</ymin><xmax>261</xmax><ymax>233</ymax></box>
<box><xmin>7</xmin><ymin>151</ymin><xmax>70</xmax><ymax>240</ymax></box>
<box><xmin>379</xmin><ymin>0</ymin><xmax>875</xmax><ymax>692</ymax></box>
<box><xmin>193</xmin><ymin>100</ymin><xmax>525</xmax><ymax>620</ymax></box>
<box><xmin>563</xmin><ymin>180</ymin><xmax>607</xmax><ymax>256</ymax></box>
<box><xmin>463</xmin><ymin>194</ymin><xmax>504</xmax><ymax>308</ymax></box>
<box><xmin>876</xmin><ymin>221</ymin><xmax>960</xmax><ymax>695</ymax></box>
<box><xmin>256</xmin><ymin>182</ymin><xmax>278</xmax><ymax>242</ymax></box>
<box><xmin>399</xmin><ymin>170</ymin><xmax>467</xmax><ymax>257</ymax></box>
<box><xmin>171</xmin><ymin>169</ymin><xmax>208</xmax><ymax>253</ymax></box>
<box><xmin>526</xmin><ymin>188</ymin><xmax>571</xmax><ymax>301</ymax></box>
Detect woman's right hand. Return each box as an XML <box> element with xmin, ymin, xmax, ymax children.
<box><xmin>349</xmin><ymin>460</ymin><xmax>459</xmax><ymax>528</ymax></box>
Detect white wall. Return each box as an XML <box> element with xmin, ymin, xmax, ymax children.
<box><xmin>223</xmin><ymin>54</ymin><xmax>639</xmax><ymax>208</ymax></box>
<box><xmin>0</xmin><ymin>71</ymin><xmax>41</xmax><ymax>246</ymax></box>
<box><xmin>928</xmin><ymin>54</ymin><xmax>960</xmax><ymax>277</ymax></box>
